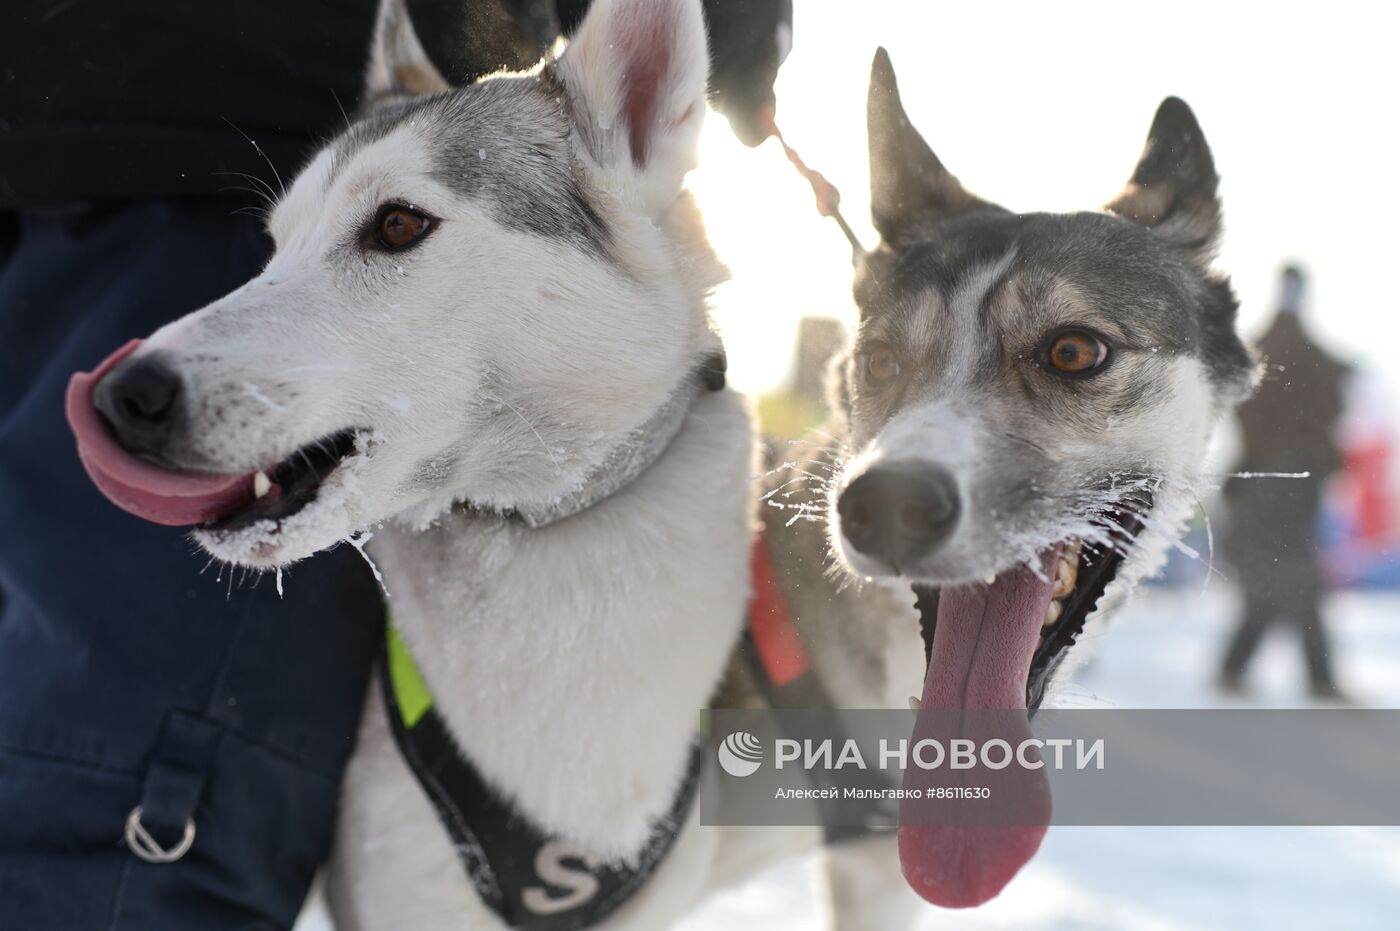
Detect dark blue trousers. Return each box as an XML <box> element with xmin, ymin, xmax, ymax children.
<box><xmin>0</xmin><ymin>200</ymin><xmax>383</xmax><ymax>930</ymax></box>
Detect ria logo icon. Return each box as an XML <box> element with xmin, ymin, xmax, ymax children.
<box><xmin>718</xmin><ymin>731</ymin><xmax>763</xmax><ymax>777</ymax></box>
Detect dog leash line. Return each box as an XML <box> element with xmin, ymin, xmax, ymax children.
<box><xmin>760</xmin><ymin>107</ymin><xmax>865</xmax><ymax>261</ymax></box>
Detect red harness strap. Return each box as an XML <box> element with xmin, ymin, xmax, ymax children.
<box><xmin>747</xmin><ymin>527</ymin><xmax>811</xmax><ymax>686</ymax></box>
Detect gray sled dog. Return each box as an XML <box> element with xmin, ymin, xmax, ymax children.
<box><xmin>745</xmin><ymin>48</ymin><xmax>1257</xmax><ymax>909</ymax></box>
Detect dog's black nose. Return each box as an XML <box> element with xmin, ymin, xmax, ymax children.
<box><xmin>838</xmin><ymin>462</ymin><xmax>960</xmax><ymax>568</ymax></box>
<box><xmin>93</xmin><ymin>357</ymin><xmax>182</xmax><ymax>456</ymax></box>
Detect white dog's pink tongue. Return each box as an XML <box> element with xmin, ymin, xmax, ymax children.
<box><xmin>65</xmin><ymin>340</ymin><xmax>255</xmax><ymax>526</ymax></box>
<box><xmin>899</xmin><ymin>551</ymin><xmax>1057</xmax><ymax>909</ymax></box>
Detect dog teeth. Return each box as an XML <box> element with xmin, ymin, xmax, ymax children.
<box><xmin>983</xmin><ymin>574</ymin><xmax>997</xmax><ymax>585</ymax></box>
<box><xmin>1052</xmin><ymin>557</ymin><xmax>1078</xmax><ymax>599</ymax></box>
<box><xmin>253</xmin><ymin>471</ymin><xmax>272</xmax><ymax>499</ymax></box>
<box><xmin>1043</xmin><ymin>600</ymin><xmax>1062</xmax><ymax>628</ymax></box>
<box><xmin>908</xmin><ymin>695</ymin><xmax>922</xmax><ymax>711</ymax></box>
<box><xmin>1051</xmin><ymin>538</ymin><xmax>1082</xmax><ymax>599</ymax></box>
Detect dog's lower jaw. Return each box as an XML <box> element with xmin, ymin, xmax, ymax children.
<box><xmin>191</xmin><ymin>463</ymin><xmax>371</xmax><ymax>569</ymax></box>
<box><xmin>831</xmin><ymin>476</ymin><xmax>1193</xmax><ymax>716</ymax></box>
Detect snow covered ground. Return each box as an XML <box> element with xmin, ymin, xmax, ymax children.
<box><xmin>297</xmin><ymin>585</ymin><xmax>1400</xmax><ymax>930</ymax></box>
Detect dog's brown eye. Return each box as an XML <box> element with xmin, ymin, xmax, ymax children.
<box><xmin>864</xmin><ymin>344</ymin><xmax>901</xmax><ymax>386</ymax></box>
<box><xmin>1045</xmin><ymin>330</ymin><xmax>1110</xmax><ymax>376</ymax></box>
<box><xmin>373</xmin><ymin>204</ymin><xmax>434</xmax><ymax>251</ymax></box>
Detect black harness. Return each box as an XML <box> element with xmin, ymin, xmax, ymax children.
<box><xmin>381</xmin><ymin>636</ymin><xmax>703</xmax><ymax>930</ymax></box>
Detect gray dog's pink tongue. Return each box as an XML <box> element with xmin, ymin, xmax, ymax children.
<box><xmin>899</xmin><ymin>551</ymin><xmax>1057</xmax><ymax>908</ymax></box>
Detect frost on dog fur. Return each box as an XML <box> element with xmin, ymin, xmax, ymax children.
<box><xmin>145</xmin><ymin>0</ymin><xmax>747</xmax><ymax>863</ymax></box>
<box><xmin>89</xmin><ymin>0</ymin><xmax>724</xmax><ymax>571</ymax></box>
<box><xmin>831</xmin><ymin>49</ymin><xmax>1254</xmax><ymax>599</ymax></box>
<box><xmin>817</xmin><ymin>50</ymin><xmax>1257</xmax><ymax>908</ymax></box>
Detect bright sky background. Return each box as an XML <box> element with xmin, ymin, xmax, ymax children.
<box><xmin>690</xmin><ymin>0</ymin><xmax>1400</xmax><ymax>405</ymax></box>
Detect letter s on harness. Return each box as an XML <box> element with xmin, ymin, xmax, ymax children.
<box><xmin>522</xmin><ymin>842</ymin><xmax>603</xmax><ymax>916</ymax></box>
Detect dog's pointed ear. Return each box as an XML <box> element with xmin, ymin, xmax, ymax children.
<box><xmin>554</xmin><ymin>0</ymin><xmax>709</xmax><ymax>217</ymax></box>
<box><xmin>364</xmin><ymin>0</ymin><xmax>451</xmax><ymax>103</ymax></box>
<box><xmin>1106</xmin><ymin>97</ymin><xmax>1221</xmax><ymax>263</ymax></box>
<box><xmin>867</xmin><ymin>48</ymin><xmax>986</xmax><ymax>244</ymax></box>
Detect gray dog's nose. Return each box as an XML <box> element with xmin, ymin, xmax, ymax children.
<box><xmin>93</xmin><ymin>357</ymin><xmax>182</xmax><ymax>457</ymax></box>
<box><xmin>838</xmin><ymin>462</ymin><xmax>960</xmax><ymax>568</ymax></box>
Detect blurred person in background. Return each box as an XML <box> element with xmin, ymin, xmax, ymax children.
<box><xmin>0</xmin><ymin>1</ymin><xmax>789</xmax><ymax>927</ymax></box>
<box><xmin>1218</xmin><ymin>264</ymin><xmax>1350</xmax><ymax>700</ymax></box>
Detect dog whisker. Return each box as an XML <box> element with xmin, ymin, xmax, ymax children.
<box><xmin>220</xmin><ymin>117</ymin><xmax>287</xmax><ymax>200</ymax></box>
<box><xmin>1002</xmin><ymin>431</ymin><xmax>1050</xmax><ymax>456</ymax></box>
<box><xmin>759</xmin><ymin>457</ymin><xmax>840</xmax><ymax>480</ymax></box>
<box><xmin>778</xmin><ymin>457</ymin><xmax>841</xmax><ymax>473</ymax></box>
<box><xmin>345</xmin><ymin>532</ymin><xmax>389</xmax><ymax>597</ymax></box>
<box><xmin>796</xmin><ymin>427</ymin><xmax>851</xmax><ymax>454</ymax></box>
<box><xmin>760</xmin><ymin>470</ymin><xmax>832</xmax><ymax>498</ymax></box>
<box><xmin>213</xmin><ymin>170</ymin><xmax>278</xmax><ymax>207</ymax></box>
<box><xmin>481</xmin><ymin>393</ymin><xmax>564</xmax><ymax>476</ymax></box>
<box><xmin>330</xmin><ymin>87</ymin><xmax>353</xmax><ymax>135</ymax></box>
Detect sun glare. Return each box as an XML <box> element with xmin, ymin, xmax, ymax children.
<box><xmin>691</xmin><ymin>0</ymin><xmax>1400</xmax><ymax>419</ymax></box>
<box><xmin>691</xmin><ymin>116</ymin><xmax>862</xmax><ymax>397</ymax></box>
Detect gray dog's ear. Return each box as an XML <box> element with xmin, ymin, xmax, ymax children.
<box><xmin>867</xmin><ymin>48</ymin><xmax>988</xmax><ymax>245</ymax></box>
<box><xmin>1105</xmin><ymin>97</ymin><xmax>1221</xmax><ymax>264</ymax></box>
<box><xmin>364</xmin><ymin>0</ymin><xmax>451</xmax><ymax>103</ymax></box>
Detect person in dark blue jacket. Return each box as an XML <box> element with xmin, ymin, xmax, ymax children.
<box><xmin>0</xmin><ymin>2</ymin><xmax>791</xmax><ymax>927</ymax></box>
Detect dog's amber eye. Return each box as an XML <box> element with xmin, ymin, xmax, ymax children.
<box><xmin>863</xmin><ymin>344</ymin><xmax>901</xmax><ymax>386</ymax></box>
<box><xmin>372</xmin><ymin>204</ymin><xmax>435</xmax><ymax>252</ymax></box>
<box><xmin>1045</xmin><ymin>330</ymin><xmax>1110</xmax><ymax>376</ymax></box>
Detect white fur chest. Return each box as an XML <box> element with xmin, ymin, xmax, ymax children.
<box><xmin>366</xmin><ymin>389</ymin><xmax>756</xmax><ymax>858</ymax></box>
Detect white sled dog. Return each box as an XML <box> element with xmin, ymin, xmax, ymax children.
<box><xmin>67</xmin><ymin>0</ymin><xmax>787</xmax><ymax>926</ymax></box>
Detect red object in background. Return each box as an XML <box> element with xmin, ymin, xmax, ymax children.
<box><xmin>747</xmin><ymin>528</ymin><xmax>810</xmax><ymax>686</ymax></box>
<box><xmin>1341</xmin><ymin>435</ymin><xmax>1393</xmax><ymax>547</ymax></box>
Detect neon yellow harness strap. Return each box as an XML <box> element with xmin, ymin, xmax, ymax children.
<box><xmin>386</xmin><ymin>621</ymin><xmax>433</xmax><ymax>729</ymax></box>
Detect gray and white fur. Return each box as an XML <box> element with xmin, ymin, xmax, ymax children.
<box><xmin>89</xmin><ymin>8</ymin><xmax>1255</xmax><ymax>926</ymax></box>
<box><xmin>822</xmin><ymin>49</ymin><xmax>1256</xmax><ymax>709</ymax></box>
